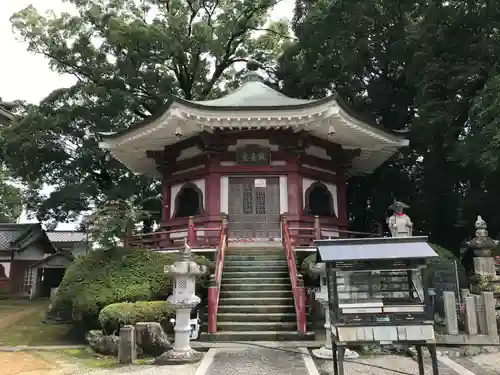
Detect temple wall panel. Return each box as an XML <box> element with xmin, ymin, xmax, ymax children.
<box><xmin>302</xmin><ymin>177</ymin><xmax>339</xmax><ymax>217</ymax></box>
<box><xmin>177</xmin><ymin>146</ymin><xmax>203</xmax><ymax>160</ymax></box>
<box><xmin>305</xmin><ymin>145</ymin><xmax>330</xmax><ymax>160</ymax></box>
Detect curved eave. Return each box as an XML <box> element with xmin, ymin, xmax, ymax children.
<box><xmin>99</xmin><ymin>95</ymin><xmax>408</xmax><ymax>177</ymax></box>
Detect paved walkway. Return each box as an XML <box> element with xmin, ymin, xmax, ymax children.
<box><xmin>204</xmin><ymin>347</ymin><xmax>308</xmax><ymax>375</ymax></box>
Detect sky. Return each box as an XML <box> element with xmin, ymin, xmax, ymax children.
<box><xmin>0</xmin><ymin>0</ymin><xmax>295</xmax><ymax>229</ymax></box>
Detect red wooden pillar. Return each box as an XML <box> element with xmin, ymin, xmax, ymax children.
<box><xmin>161</xmin><ymin>177</ymin><xmax>170</xmax><ymax>224</ymax></box>
<box><xmin>336</xmin><ymin>172</ymin><xmax>349</xmax><ymax>237</ymax></box>
<box><xmin>287</xmin><ymin>157</ymin><xmax>302</xmax><ymax>245</ymax></box>
<box><xmin>205</xmin><ymin>155</ymin><xmax>221</xmax><ymax>246</ymax></box>
<box><xmin>287</xmin><ymin>158</ymin><xmax>303</xmax><ymax>216</ymax></box>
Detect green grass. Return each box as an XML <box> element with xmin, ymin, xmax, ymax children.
<box><xmin>0</xmin><ymin>301</ymin><xmax>80</xmax><ymax>346</ymax></box>
<box><xmin>59</xmin><ymin>348</ymin><xmax>154</xmax><ymax>369</ymax></box>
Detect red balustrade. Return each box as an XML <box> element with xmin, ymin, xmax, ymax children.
<box><xmin>281</xmin><ymin>215</ymin><xmax>307</xmax><ymax>334</ymax></box>
<box><xmin>207</xmin><ymin>215</ymin><xmax>228</xmax><ymax>333</ymax></box>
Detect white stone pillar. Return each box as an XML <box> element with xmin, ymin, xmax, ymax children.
<box><xmin>155</xmin><ymin>241</ymin><xmax>207</xmax><ymax>365</ymax></box>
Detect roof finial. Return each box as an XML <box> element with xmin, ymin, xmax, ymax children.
<box><xmin>243</xmin><ymin>59</ymin><xmax>263</xmax><ymax>83</ymax></box>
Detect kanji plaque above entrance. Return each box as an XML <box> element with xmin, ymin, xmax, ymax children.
<box><xmin>236</xmin><ymin>147</ymin><xmax>270</xmax><ymax>165</ymax></box>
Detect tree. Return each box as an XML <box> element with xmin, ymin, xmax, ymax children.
<box><xmin>2</xmin><ymin>0</ymin><xmax>290</xmax><ymax>227</ymax></box>
<box><xmin>0</xmin><ymin>168</ymin><xmax>23</xmax><ymax>223</ymax></box>
<box><xmin>279</xmin><ymin>0</ymin><xmax>500</xmax><ymax>249</ymax></box>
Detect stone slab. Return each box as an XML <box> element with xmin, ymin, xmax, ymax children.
<box><xmin>204</xmin><ymin>347</ymin><xmax>307</xmax><ymax>375</ymax></box>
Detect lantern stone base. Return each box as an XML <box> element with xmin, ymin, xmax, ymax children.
<box><xmin>312</xmin><ymin>347</ymin><xmax>334</xmax><ymax>359</ymax></box>
<box><xmin>154</xmin><ymin>348</ymin><xmax>203</xmax><ymax>365</ymax></box>
<box><xmin>312</xmin><ymin>347</ymin><xmax>359</xmax><ymax>360</ymax></box>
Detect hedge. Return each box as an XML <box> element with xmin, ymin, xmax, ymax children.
<box><xmin>49</xmin><ymin>246</ymin><xmax>212</xmax><ymax>332</ymax></box>
<box><xmin>99</xmin><ymin>300</ymin><xmax>175</xmax><ymax>334</ymax></box>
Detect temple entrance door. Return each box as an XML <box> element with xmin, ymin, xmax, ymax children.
<box><xmin>228</xmin><ymin>177</ymin><xmax>281</xmax><ymax>240</ymax></box>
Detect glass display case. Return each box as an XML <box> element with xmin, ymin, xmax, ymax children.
<box><xmin>316</xmin><ymin>236</ymin><xmax>439</xmax><ymax>375</ymax></box>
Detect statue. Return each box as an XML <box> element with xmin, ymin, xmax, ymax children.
<box><xmin>387</xmin><ymin>200</ymin><xmax>413</xmax><ymax>237</ymax></box>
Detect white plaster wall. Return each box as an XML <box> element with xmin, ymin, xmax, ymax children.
<box><xmin>177</xmin><ymin>146</ymin><xmax>202</xmax><ymax>160</ymax></box>
<box><xmin>0</xmin><ymin>262</ymin><xmax>10</xmax><ymax>277</ymax></box>
<box><xmin>220</xmin><ymin>176</ymin><xmax>229</xmax><ymax>214</ymax></box>
<box><xmin>279</xmin><ymin>176</ymin><xmax>288</xmax><ymax>214</ymax></box>
<box><xmin>302</xmin><ymin>178</ymin><xmax>338</xmax><ymax>216</ymax></box>
<box><xmin>170</xmin><ymin>179</ymin><xmax>206</xmax><ymax>218</ymax></box>
<box><xmin>227</xmin><ymin>139</ymin><xmax>279</xmax><ymax>151</ymax></box>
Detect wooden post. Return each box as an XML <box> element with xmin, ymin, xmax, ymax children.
<box><xmin>297</xmin><ymin>274</ymin><xmax>307</xmax><ymax>334</ymax></box>
<box><xmin>281</xmin><ymin>214</ymin><xmax>288</xmax><ymax>245</ymax></box>
<box><xmin>207</xmin><ymin>274</ymin><xmax>217</xmax><ymax>333</ymax></box>
<box><xmin>187</xmin><ymin>216</ymin><xmax>196</xmax><ymax>246</ymax></box>
<box><xmin>314</xmin><ymin>215</ymin><xmax>321</xmax><ymax>241</ymax></box>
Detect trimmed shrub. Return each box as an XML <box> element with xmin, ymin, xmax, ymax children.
<box><xmin>49</xmin><ymin>246</ymin><xmax>212</xmax><ymax>332</ymax></box>
<box><xmin>99</xmin><ymin>301</ymin><xmax>175</xmax><ymax>334</ymax></box>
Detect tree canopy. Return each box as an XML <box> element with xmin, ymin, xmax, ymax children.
<box><xmin>3</xmin><ymin>0</ymin><xmax>500</xmax><ymax>250</ymax></box>
<box><xmin>278</xmin><ymin>0</ymin><xmax>500</xmax><ymax>249</ymax></box>
<box><xmin>1</xmin><ymin>0</ymin><xmax>289</xmax><ymax>227</ymax></box>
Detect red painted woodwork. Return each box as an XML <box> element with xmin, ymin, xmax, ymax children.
<box><xmin>161</xmin><ymin>178</ymin><xmax>170</xmax><ymax>223</ymax></box>
<box><xmin>281</xmin><ymin>215</ymin><xmax>307</xmax><ymax>334</ymax></box>
<box><xmin>207</xmin><ymin>216</ymin><xmax>228</xmax><ymax>333</ymax></box>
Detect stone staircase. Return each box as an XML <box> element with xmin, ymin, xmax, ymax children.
<box><xmin>203</xmin><ymin>246</ymin><xmax>314</xmax><ymax>341</ymax></box>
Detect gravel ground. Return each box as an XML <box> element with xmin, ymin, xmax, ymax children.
<box><xmin>68</xmin><ymin>363</ymin><xmax>200</xmax><ymax>375</ymax></box>
<box><xmin>469</xmin><ymin>352</ymin><xmax>500</xmax><ymax>374</ymax></box>
<box><xmin>314</xmin><ymin>354</ymin><xmax>455</xmax><ymax>375</ymax></box>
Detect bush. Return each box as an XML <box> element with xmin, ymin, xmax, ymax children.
<box><xmin>49</xmin><ymin>247</ymin><xmax>212</xmax><ymax>332</ymax></box>
<box><xmin>99</xmin><ymin>301</ymin><xmax>175</xmax><ymax>334</ymax></box>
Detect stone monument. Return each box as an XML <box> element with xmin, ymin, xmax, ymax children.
<box><xmin>310</xmin><ymin>262</ymin><xmax>358</xmax><ymax>359</ymax></box>
<box><xmin>387</xmin><ymin>200</ymin><xmax>413</xmax><ymax>237</ymax></box>
<box><xmin>467</xmin><ymin>216</ymin><xmax>499</xmax><ymax>293</ymax></box>
<box><xmin>155</xmin><ymin>239</ymin><xmax>207</xmax><ymax>365</ymax></box>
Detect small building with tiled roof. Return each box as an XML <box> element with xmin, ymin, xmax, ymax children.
<box><xmin>0</xmin><ymin>226</ymin><xmax>88</xmax><ymax>298</ymax></box>
<box><xmin>0</xmin><ymin>223</ymin><xmax>56</xmax><ymax>296</ymax></box>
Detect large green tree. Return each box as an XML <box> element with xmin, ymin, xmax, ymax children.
<box><xmin>279</xmin><ymin>0</ymin><xmax>500</xmax><ymax>248</ymax></box>
<box><xmin>1</xmin><ymin>0</ymin><xmax>289</xmax><ymax>227</ymax></box>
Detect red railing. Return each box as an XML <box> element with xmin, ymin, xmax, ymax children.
<box><xmin>128</xmin><ymin>216</ymin><xmax>223</xmax><ymax>249</ymax></box>
<box><xmin>281</xmin><ymin>215</ymin><xmax>307</xmax><ymax>334</ymax></box>
<box><xmin>207</xmin><ymin>215</ymin><xmax>228</xmax><ymax>333</ymax></box>
<box><xmin>287</xmin><ymin>215</ymin><xmax>382</xmax><ymax>245</ymax></box>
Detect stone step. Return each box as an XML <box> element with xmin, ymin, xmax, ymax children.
<box><xmin>217</xmin><ymin>312</ymin><xmax>296</xmax><ymax>323</ymax></box>
<box><xmin>219</xmin><ymin>297</ymin><xmax>293</xmax><ymax>306</ymax></box>
<box><xmin>220</xmin><ymin>290</ymin><xmax>293</xmax><ymax>299</ymax></box>
<box><xmin>227</xmin><ymin>247</ymin><xmax>284</xmax><ymax>253</ymax></box>
<box><xmin>223</xmin><ymin>270</ymin><xmax>289</xmax><ymax>278</ymax></box>
<box><xmin>221</xmin><ymin>283</ymin><xmax>291</xmax><ymax>292</ymax></box>
<box><xmin>224</xmin><ymin>254</ymin><xmax>286</xmax><ymax>261</ymax></box>
<box><xmin>222</xmin><ymin>277</ymin><xmax>290</xmax><ymax>285</ymax></box>
<box><xmin>200</xmin><ymin>330</ymin><xmax>316</xmax><ymax>342</ymax></box>
<box><xmin>223</xmin><ymin>264</ymin><xmax>288</xmax><ymax>272</ymax></box>
<box><xmin>217</xmin><ymin>321</ymin><xmax>297</xmax><ymax>332</ymax></box>
<box><xmin>223</xmin><ymin>260</ymin><xmax>287</xmax><ymax>267</ymax></box>
<box><xmin>217</xmin><ymin>304</ymin><xmax>296</xmax><ymax>314</ymax></box>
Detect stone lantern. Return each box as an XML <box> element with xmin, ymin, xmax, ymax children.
<box><xmin>467</xmin><ymin>216</ymin><xmax>499</xmax><ymax>292</ymax></box>
<box><xmin>310</xmin><ymin>262</ymin><xmax>358</xmax><ymax>359</ymax></box>
<box><xmin>155</xmin><ymin>240</ymin><xmax>207</xmax><ymax>365</ymax></box>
